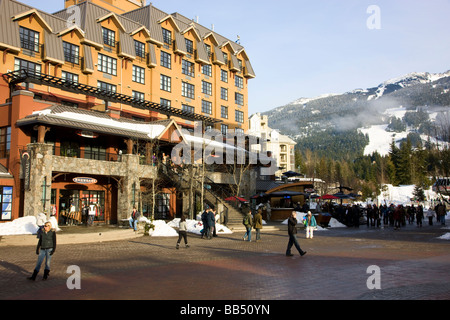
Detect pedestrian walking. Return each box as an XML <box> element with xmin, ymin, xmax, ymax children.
<box><xmin>206</xmin><ymin>207</ymin><xmax>215</xmax><ymax>239</ymax></box>
<box><xmin>393</xmin><ymin>205</ymin><xmax>403</xmax><ymax>230</ymax></box>
<box><xmin>426</xmin><ymin>207</ymin><xmax>435</xmax><ymax>226</ymax></box>
<box><xmin>253</xmin><ymin>208</ymin><xmax>263</xmax><ymax>242</ymax></box>
<box><xmin>27</xmin><ymin>221</ymin><xmax>56</xmax><ymax>281</ymax></box>
<box><xmin>176</xmin><ymin>215</ymin><xmax>189</xmax><ymax>249</ymax></box>
<box><xmin>286</xmin><ymin>211</ymin><xmax>307</xmax><ymax>257</ymax></box>
<box><xmin>242</xmin><ymin>209</ymin><xmax>252</xmax><ymax>241</ymax></box>
<box><xmin>304</xmin><ymin>211</ymin><xmax>317</xmax><ymax>239</ymax></box>
<box><xmin>436</xmin><ymin>202</ymin><xmax>447</xmax><ymax>226</ymax></box>
<box><xmin>416</xmin><ymin>204</ymin><xmax>423</xmax><ymax>228</ymax></box>
<box><xmin>129</xmin><ymin>206</ymin><xmax>140</xmax><ymax>231</ymax></box>
<box><xmin>201</xmin><ymin>207</ymin><xmax>209</xmax><ymax>239</ymax></box>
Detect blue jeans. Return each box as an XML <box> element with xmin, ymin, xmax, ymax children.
<box><xmin>286</xmin><ymin>234</ymin><xmax>303</xmax><ymax>255</ymax></box>
<box><xmin>129</xmin><ymin>218</ymin><xmax>137</xmax><ymax>231</ymax></box>
<box><xmin>243</xmin><ymin>226</ymin><xmax>252</xmax><ymax>241</ymax></box>
<box><xmin>35</xmin><ymin>248</ymin><xmax>53</xmax><ymax>272</ymax></box>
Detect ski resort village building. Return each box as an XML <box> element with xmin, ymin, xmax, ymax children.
<box><xmin>0</xmin><ymin>0</ymin><xmax>264</xmax><ymax>225</ymax></box>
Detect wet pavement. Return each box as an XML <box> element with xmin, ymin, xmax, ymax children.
<box><xmin>1</xmin><ymin>222</ymin><xmax>449</xmax><ymax>304</ymax></box>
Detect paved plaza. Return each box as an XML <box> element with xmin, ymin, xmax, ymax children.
<box><xmin>1</xmin><ymin>222</ymin><xmax>450</xmax><ymax>303</ymax></box>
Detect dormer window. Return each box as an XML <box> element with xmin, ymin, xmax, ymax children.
<box><xmin>102</xmin><ymin>27</ymin><xmax>116</xmax><ymax>47</ymax></box>
<box><xmin>19</xmin><ymin>27</ymin><xmax>40</xmax><ymax>52</ymax></box>
<box><xmin>162</xmin><ymin>28</ymin><xmax>172</xmax><ymax>45</ymax></box>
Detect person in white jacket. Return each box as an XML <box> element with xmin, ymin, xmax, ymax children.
<box><xmin>176</xmin><ymin>215</ymin><xmax>189</xmax><ymax>249</ymax></box>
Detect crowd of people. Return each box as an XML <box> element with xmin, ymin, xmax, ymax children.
<box><xmin>330</xmin><ymin>201</ymin><xmax>448</xmax><ymax>230</ymax></box>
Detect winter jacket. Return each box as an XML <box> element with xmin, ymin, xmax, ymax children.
<box><xmin>37</xmin><ymin>230</ymin><xmax>56</xmax><ymax>254</ymax></box>
<box><xmin>288</xmin><ymin>216</ymin><xmax>298</xmax><ymax>235</ymax></box>
<box><xmin>305</xmin><ymin>215</ymin><xmax>317</xmax><ymax>227</ymax></box>
<box><xmin>179</xmin><ymin>221</ymin><xmax>187</xmax><ymax>231</ymax></box>
<box><xmin>253</xmin><ymin>213</ymin><xmax>263</xmax><ymax>229</ymax></box>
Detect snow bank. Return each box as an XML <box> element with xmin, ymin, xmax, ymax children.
<box><xmin>280</xmin><ymin>212</ymin><xmax>346</xmax><ymax>230</ymax></box>
<box><xmin>167</xmin><ymin>218</ymin><xmax>233</xmax><ymax>235</ymax></box>
<box><xmin>0</xmin><ymin>216</ymin><xmax>60</xmax><ymax>236</ymax></box>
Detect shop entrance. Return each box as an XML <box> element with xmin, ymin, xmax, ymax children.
<box><xmin>58</xmin><ymin>189</ymin><xmax>105</xmax><ymax>225</ymax></box>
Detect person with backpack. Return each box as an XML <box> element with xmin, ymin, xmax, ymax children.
<box><xmin>242</xmin><ymin>209</ymin><xmax>253</xmax><ymax>242</ymax></box>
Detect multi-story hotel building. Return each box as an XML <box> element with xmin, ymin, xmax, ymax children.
<box><xmin>0</xmin><ymin>0</ymin><xmax>256</xmax><ymax>224</ymax></box>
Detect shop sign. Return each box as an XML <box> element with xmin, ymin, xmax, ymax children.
<box><xmin>76</xmin><ymin>130</ymin><xmax>99</xmax><ymax>139</ymax></box>
<box><xmin>21</xmin><ymin>152</ymin><xmax>31</xmax><ymax>191</ymax></box>
<box><xmin>73</xmin><ymin>177</ymin><xmax>98</xmax><ymax>185</ymax></box>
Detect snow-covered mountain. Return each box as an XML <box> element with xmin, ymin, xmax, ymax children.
<box><xmin>263</xmin><ymin>70</ymin><xmax>450</xmax><ymax>157</ymax></box>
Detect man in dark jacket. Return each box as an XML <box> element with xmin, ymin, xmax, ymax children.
<box><xmin>286</xmin><ymin>211</ymin><xmax>307</xmax><ymax>257</ymax></box>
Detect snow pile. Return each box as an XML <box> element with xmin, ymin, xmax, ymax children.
<box><xmin>280</xmin><ymin>212</ymin><xmax>346</xmax><ymax>230</ymax></box>
<box><xmin>0</xmin><ymin>215</ymin><xmax>60</xmax><ymax>236</ymax></box>
<box><xmin>376</xmin><ymin>184</ymin><xmax>438</xmax><ymax>206</ymax></box>
<box><xmin>167</xmin><ymin>218</ymin><xmax>233</xmax><ymax>235</ymax></box>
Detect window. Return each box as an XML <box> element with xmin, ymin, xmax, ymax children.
<box><xmin>62</xmin><ymin>71</ymin><xmax>79</xmax><ymax>84</ymax></box>
<box><xmin>84</xmin><ymin>144</ymin><xmax>106</xmax><ymax>161</ymax></box>
<box><xmin>63</xmin><ymin>41</ymin><xmax>80</xmax><ymax>64</ymax></box>
<box><xmin>235</xmin><ymin>75</ymin><xmax>244</xmax><ymax>89</ymax></box>
<box><xmin>135</xmin><ymin>40</ymin><xmax>146</xmax><ymax>59</ymax></box>
<box><xmin>185</xmin><ymin>38</ymin><xmax>194</xmax><ymax>54</ymax></box>
<box><xmin>160</xmin><ymin>75</ymin><xmax>171</xmax><ymax>92</ymax></box>
<box><xmin>132</xmin><ymin>91</ymin><xmax>145</xmax><ymax>101</ymax></box>
<box><xmin>204</xmin><ymin>44</ymin><xmax>211</xmax><ymax>58</ymax></box>
<box><xmin>82</xmin><ymin>190</ymin><xmax>105</xmax><ymax>222</ymax></box>
<box><xmin>14</xmin><ymin>58</ymin><xmax>41</xmax><ymax>75</ymax></box>
<box><xmin>162</xmin><ymin>28</ymin><xmax>172</xmax><ymax>45</ymax></box>
<box><xmin>19</xmin><ymin>27</ymin><xmax>39</xmax><ymax>52</ymax></box>
<box><xmin>0</xmin><ymin>127</ymin><xmax>11</xmax><ymax>158</ymax></box>
<box><xmin>132</xmin><ymin>65</ymin><xmax>145</xmax><ymax>84</ymax></box>
<box><xmin>202</xmin><ymin>81</ymin><xmax>212</xmax><ymax>96</ymax></box>
<box><xmin>221</xmin><ymin>88</ymin><xmax>228</xmax><ymax>101</ymax></box>
<box><xmin>98</xmin><ymin>53</ymin><xmax>117</xmax><ymax>76</ymax></box>
<box><xmin>221</xmin><ymin>70</ymin><xmax>228</xmax><ymax>82</ymax></box>
<box><xmin>221</xmin><ymin>106</ymin><xmax>228</xmax><ymax>119</ymax></box>
<box><xmin>202</xmin><ymin>100</ymin><xmax>212</xmax><ymax>115</ymax></box>
<box><xmin>97</xmin><ymin>81</ymin><xmax>116</xmax><ymax>93</ymax></box>
<box><xmin>223</xmin><ymin>52</ymin><xmax>228</xmax><ymax>65</ymax></box>
<box><xmin>0</xmin><ymin>186</ymin><xmax>13</xmax><ymax>221</ymax></box>
<box><xmin>182</xmin><ymin>104</ymin><xmax>194</xmax><ymax>114</ymax></box>
<box><xmin>160</xmin><ymin>98</ymin><xmax>171</xmax><ymax>107</ymax></box>
<box><xmin>182</xmin><ymin>82</ymin><xmax>194</xmax><ymax>99</ymax></box>
<box><xmin>182</xmin><ymin>59</ymin><xmax>195</xmax><ymax>77</ymax></box>
<box><xmin>235</xmin><ymin>93</ymin><xmax>244</xmax><ymax>106</ymax></box>
<box><xmin>221</xmin><ymin>124</ymin><xmax>228</xmax><ymax>136</ymax></box>
<box><xmin>102</xmin><ymin>27</ymin><xmax>115</xmax><ymax>47</ymax></box>
<box><xmin>156</xmin><ymin>193</ymin><xmax>170</xmax><ymax>220</ymax></box>
<box><xmin>235</xmin><ymin>110</ymin><xmax>244</xmax><ymax>123</ymax></box>
<box><xmin>160</xmin><ymin>51</ymin><xmax>171</xmax><ymax>69</ymax></box>
<box><xmin>202</xmin><ymin>64</ymin><xmax>212</xmax><ymax>77</ymax></box>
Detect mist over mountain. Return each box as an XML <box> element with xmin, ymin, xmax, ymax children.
<box><xmin>263</xmin><ymin>71</ymin><xmax>450</xmax><ymax>160</ymax></box>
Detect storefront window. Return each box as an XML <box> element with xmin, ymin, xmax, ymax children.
<box><xmin>0</xmin><ymin>186</ymin><xmax>13</xmax><ymax>221</ymax></box>
<box><xmin>156</xmin><ymin>193</ymin><xmax>170</xmax><ymax>220</ymax></box>
<box><xmin>82</xmin><ymin>191</ymin><xmax>105</xmax><ymax>222</ymax></box>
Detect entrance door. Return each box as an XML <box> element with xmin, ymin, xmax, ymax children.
<box><xmin>59</xmin><ymin>189</ymin><xmax>81</xmax><ymax>225</ymax></box>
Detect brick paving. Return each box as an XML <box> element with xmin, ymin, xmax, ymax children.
<box><xmin>1</xmin><ymin>222</ymin><xmax>450</xmax><ymax>302</ymax></box>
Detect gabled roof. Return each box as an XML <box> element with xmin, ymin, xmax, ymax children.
<box><xmin>16</xmin><ymin>104</ymin><xmax>187</xmax><ymax>143</ymax></box>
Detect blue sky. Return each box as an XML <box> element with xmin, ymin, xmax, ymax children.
<box><xmin>20</xmin><ymin>0</ymin><xmax>450</xmax><ymax>115</ymax></box>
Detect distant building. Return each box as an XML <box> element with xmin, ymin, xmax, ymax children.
<box><xmin>248</xmin><ymin>113</ymin><xmax>296</xmax><ymax>178</ymax></box>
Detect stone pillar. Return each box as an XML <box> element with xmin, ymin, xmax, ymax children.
<box><xmin>116</xmin><ymin>154</ymin><xmax>141</xmax><ymax>221</ymax></box>
<box><xmin>23</xmin><ymin>143</ymin><xmax>53</xmax><ymax>219</ymax></box>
